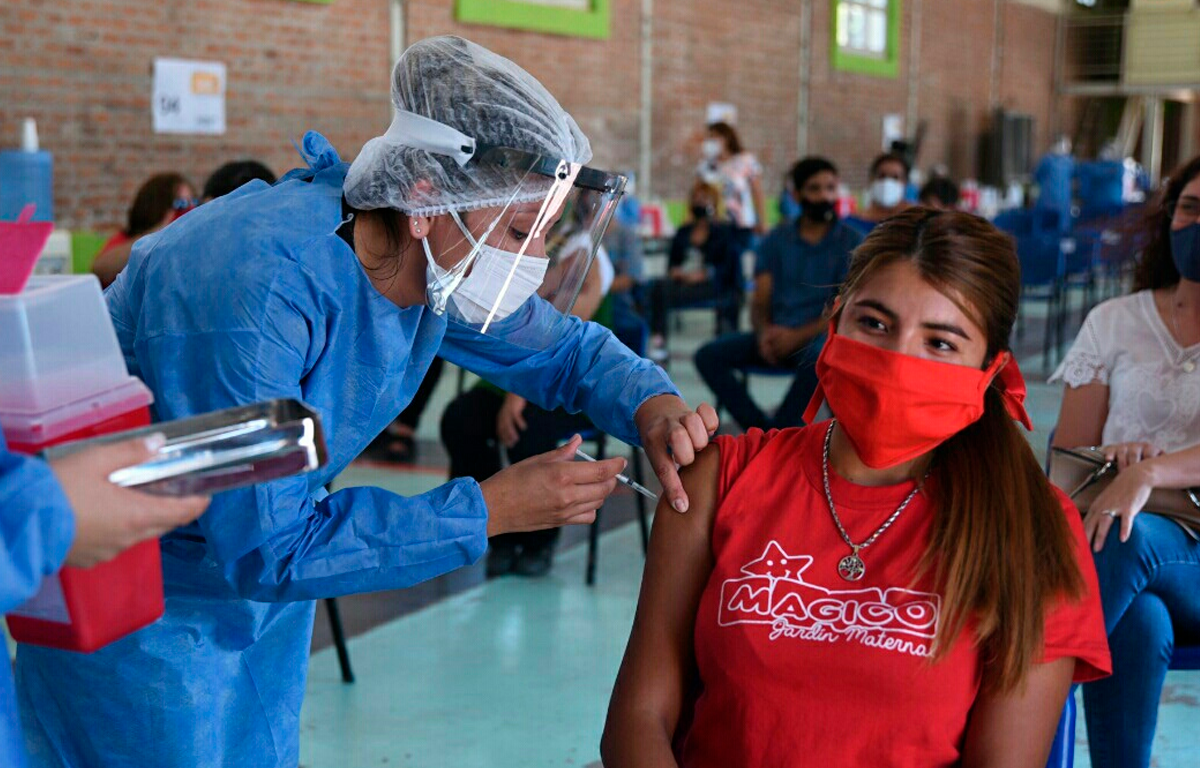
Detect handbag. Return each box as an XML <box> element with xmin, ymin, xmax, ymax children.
<box><xmin>1048</xmin><ymin>446</ymin><xmax>1200</xmax><ymax>541</ymax></box>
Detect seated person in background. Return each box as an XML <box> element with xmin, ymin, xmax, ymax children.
<box><xmin>845</xmin><ymin>152</ymin><xmax>912</xmax><ymax>234</ymax></box>
<box><xmin>92</xmin><ymin>161</ymin><xmax>276</xmax><ymax>289</ymax></box>
<box><xmin>920</xmin><ymin>174</ymin><xmax>960</xmax><ymax>211</ymax></box>
<box><xmin>92</xmin><ymin>172</ymin><xmax>196</xmax><ymax>288</ymax></box>
<box><xmin>602</xmin><ymin>208</ymin><xmax>1111</xmax><ymax>768</ymax></box>
<box><xmin>646</xmin><ymin>182</ymin><xmax>743</xmax><ymax>360</ymax></box>
<box><xmin>1050</xmin><ymin>155</ymin><xmax>1200</xmax><ymax>768</ymax></box>
<box><xmin>440</xmin><ymin>214</ymin><xmax>613</xmax><ymax>579</ymax></box>
<box><xmin>200</xmin><ymin>159</ymin><xmax>277</xmax><ymax>202</ymax></box>
<box><xmin>694</xmin><ymin>157</ymin><xmax>862</xmax><ymax>431</ymax></box>
<box><xmin>603</xmin><ymin>190</ymin><xmax>650</xmax><ymax>351</ymax></box>
<box><xmin>778</xmin><ymin>168</ymin><xmax>802</xmax><ymax>224</ymax></box>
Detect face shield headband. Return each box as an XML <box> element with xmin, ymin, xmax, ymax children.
<box><xmin>369</xmin><ymin>109</ymin><xmax>628</xmax><ymax>330</ymax></box>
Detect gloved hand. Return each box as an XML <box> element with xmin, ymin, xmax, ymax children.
<box><xmin>50</xmin><ymin>435</ymin><xmax>211</xmax><ymax>568</ymax></box>
<box><xmin>480</xmin><ymin>434</ymin><xmax>624</xmax><ymax>536</ymax></box>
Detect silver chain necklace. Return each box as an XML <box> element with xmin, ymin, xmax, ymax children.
<box><xmin>821</xmin><ymin>420</ymin><xmax>925</xmax><ymax>582</ymax></box>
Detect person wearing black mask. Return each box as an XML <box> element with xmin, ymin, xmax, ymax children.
<box><xmin>646</xmin><ymin>181</ymin><xmax>744</xmax><ymax>361</ymax></box>
<box><xmin>695</xmin><ymin>156</ymin><xmax>863</xmax><ymax>430</ymax></box>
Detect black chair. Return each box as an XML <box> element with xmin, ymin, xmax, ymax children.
<box><xmin>579</xmin><ymin>429</ymin><xmax>651</xmax><ymax>586</ymax></box>
<box><xmin>323</xmin><ymin>598</ymin><xmax>354</xmax><ymax>683</ymax></box>
<box><xmin>581</xmin><ymin>318</ymin><xmax>654</xmax><ymax>585</ymax></box>
<box><xmin>322</xmin><ymin>482</ymin><xmax>354</xmax><ymax>683</ymax></box>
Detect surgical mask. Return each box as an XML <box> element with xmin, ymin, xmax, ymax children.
<box><xmin>701</xmin><ymin>138</ymin><xmax>723</xmax><ymax>160</ymax></box>
<box><xmin>802</xmin><ymin>328</ymin><xmax>1031</xmax><ymax>469</ymax></box>
<box><xmin>801</xmin><ymin>199</ymin><xmax>837</xmax><ymax>224</ymax></box>
<box><xmin>871</xmin><ymin>178</ymin><xmax>906</xmax><ymax>209</ymax></box>
<box><xmin>1170</xmin><ymin>223</ymin><xmax>1200</xmax><ymax>282</ymax></box>
<box><xmin>423</xmin><ymin>211</ymin><xmax>548</xmax><ymax>324</ymax></box>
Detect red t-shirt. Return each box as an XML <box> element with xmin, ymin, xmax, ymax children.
<box><xmin>676</xmin><ymin>424</ymin><xmax>1111</xmax><ymax>768</ymax></box>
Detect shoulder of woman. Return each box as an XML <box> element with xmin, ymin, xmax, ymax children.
<box><xmin>1080</xmin><ymin>291</ymin><xmax>1145</xmax><ymax>331</ymax></box>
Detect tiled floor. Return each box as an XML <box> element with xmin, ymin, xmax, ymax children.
<box><xmin>291</xmin><ymin>301</ymin><xmax>1198</xmax><ymax>767</ymax></box>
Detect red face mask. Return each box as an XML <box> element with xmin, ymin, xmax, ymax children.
<box><xmin>802</xmin><ymin>328</ymin><xmax>1032</xmax><ymax>469</ymax></box>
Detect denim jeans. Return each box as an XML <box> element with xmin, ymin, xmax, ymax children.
<box><xmin>1082</xmin><ymin>512</ymin><xmax>1200</xmax><ymax>768</ymax></box>
<box><xmin>693</xmin><ymin>331</ymin><xmax>823</xmax><ymax>431</ymax></box>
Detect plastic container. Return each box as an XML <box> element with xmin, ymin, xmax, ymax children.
<box><xmin>2</xmin><ymin>385</ymin><xmax>159</xmax><ymax>652</ymax></box>
<box><xmin>0</xmin><ymin>149</ymin><xmax>54</xmax><ymax>223</ymax></box>
<box><xmin>1</xmin><ymin>268</ymin><xmax>163</xmax><ymax>652</ymax></box>
<box><xmin>6</xmin><ymin>541</ymin><xmax>164</xmax><ymax>653</ymax></box>
<box><xmin>0</xmin><ymin>378</ymin><xmax>152</xmax><ymax>454</ymax></box>
<box><xmin>0</xmin><ymin>275</ymin><xmax>135</xmax><ymax>414</ymax></box>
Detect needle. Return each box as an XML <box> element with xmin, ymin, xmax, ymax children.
<box><xmin>575</xmin><ymin>448</ymin><xmax>659</xmax><ymax>501</ymax></box>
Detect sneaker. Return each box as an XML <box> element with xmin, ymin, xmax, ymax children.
<box><xmin>513</xmin><ymin>545</ymin><xmax>554</xmax><ymax>577</ymax></box>
<box><xmin>485</xmin><ymin>543</ymin><xmax>519</xmax><ymax>578</ymax></box>
<box><xmin>648</xmin><ymin>344</ymin><xmax>670</xmax><ymax>364</ymax></box>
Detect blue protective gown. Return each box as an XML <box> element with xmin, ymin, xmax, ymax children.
<box><xmin>0</xmin><ymin>431</ymin><xmax>74</xmax><ymax>768</ymax></box>
<box><xmin>15</xmin><ymin>132</ymin><xmax>676</xmax><ymax>768</ymax></box>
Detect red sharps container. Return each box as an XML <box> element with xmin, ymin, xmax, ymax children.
<box><xmin>1</xmin><ymin>272</ymin><xmax>158</xmax><ymax>652</ymax></box>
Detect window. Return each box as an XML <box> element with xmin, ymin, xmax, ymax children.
<box><xmin>455</xmin><ymin>0</ymin><xmax>610</xmax><ymax>39</ymax></box>
<box><xmin>832</xmin><ymin>0</ymin><xmax>901</xmax><ymax>78</ymax></box>
<box><xmin>837</xmin><ymin>0</ymin><xmax>889</xmax><ymax>57</ymax></box>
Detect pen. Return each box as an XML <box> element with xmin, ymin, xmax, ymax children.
<box><xmin>574</xmin><ymin>448</ymin><xmax>659</xmax><ymax>501</ymax></box>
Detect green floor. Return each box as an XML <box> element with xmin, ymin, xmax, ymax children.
<box><xmin>298</xmin><ymin>305</ymin><xmax>1200</xmax><ymax>768</ymax></box>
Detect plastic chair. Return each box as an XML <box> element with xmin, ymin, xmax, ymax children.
<box><xmin>579</xmin><ymin>428</ymin><xmax>651</xmax><ymax>586</ymax></box>
<box><xmin>323</xmin><ymin>598</ymin><xmax>354</xmax><ymax>683</ymax></box>
<box><xmin>582</xmin><ymin>316</ymin><xmax>653</xmax><ymax>585</ymax></box>
<box><xmin>1045</xmin><ymin>692</ymin><xmax>1076</xmax><ymax>768</ymax></box>
<box><xmin>1011</xmin><ymin>230</ymin><xmax>1066</xmax><ymax>369</ymax></box>
<box><xmin>1060</xmin><ymin>232</ymin><xmax>1101</xmax><ymax>329</ymax></box>
<box><xmin>996</xmin><ymin>211</ymin><xmax>1067</xmax><ymax>368</ymax></box>
<box><xmin>710</xmin><ymin>361</ymin><xmax>801</xmax><ymax>427</ymax></box>
<box><xmin>666</xmin><ymin>285</ymin><xmax>741</xmax><ymax>340</ymax></box>
<box><xmin>320</xmin><ymin>487</ymin><xmax>355</xmax><ymax>683</ymax></box>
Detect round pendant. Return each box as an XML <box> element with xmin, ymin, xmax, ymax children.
<box><xmin>837</xmin><ymin>553</ymin><xmax>866</xmax><ymax>581</ymax></box>
<box><xmin>1184</xmin><ymin>361</ymin><xmax>1196</xmax><ymax>373</ymax></box>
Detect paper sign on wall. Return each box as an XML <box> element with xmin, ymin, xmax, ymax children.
<box><xmin>706</xmin><ymin>102</ymin><xmax>738</xmax><ymax>126</ymax></box>
<box><xmin>882</xmin><ymin>113</ymin><xmax>905</xmax><ymax>151</ymax></box>
<box><xmin>152</xmin><ymin>58</ymin><xmax>226</xmax><ymax>135</ymax></box>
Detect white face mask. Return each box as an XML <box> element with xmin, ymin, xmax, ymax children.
<box><xmin>871</xmin><ymin>177</ymin><xmax>905</xmax><ymax>209</ymax></box>
<box><xmin>701</xmin><ymin>138</ymin><xmax>723</xmax><ymax>160</ymax></box>
<box><xmin>422</xmin><ymin>211</ymin><xmax>548</xmax><ymax>324</ymax></box>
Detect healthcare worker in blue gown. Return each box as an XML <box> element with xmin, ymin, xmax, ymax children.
<box><xmin>1</xmin><ymin>432</ymin><xmax>208</xmax><ymax>768</ymax></box>
<box><xmin>16</xmin><ymin>36</ymin><xmax>719</xmax><ymax>768</ymax></box>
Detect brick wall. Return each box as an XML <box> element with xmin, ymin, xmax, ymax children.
<box><xmin>1</xmin><ymin>0</ymin><xmax>398</xmax><ymax>231</ymax></box>
<box><xmin>2</xmin><ymin>0</ymin><xmax>1065</xmax><ymax>232</ymax></box>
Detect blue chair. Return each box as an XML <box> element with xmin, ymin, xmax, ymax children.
<box><xmin>1009</xmin><ymin>228</ymin><xmax>1066</xmax><ymax>369</ymax></box>
<box><xmin>1045</xmin><ymin>692</ymin><xmax>1076</xmax><ymax>768</ymax></box>
<box><xmin>1060</xmin><ymin>232</ymin><xmax>1101</xmax><ymax>331</ymax></box>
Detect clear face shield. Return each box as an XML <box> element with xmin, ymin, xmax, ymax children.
<box><xmin>424</xmin><ymin>145</ymin><xmax>627</xmax><ymax>334</ymax></box>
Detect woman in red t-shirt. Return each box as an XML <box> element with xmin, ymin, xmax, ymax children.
<box><xmin>602</xmin><ymin>208</ymin><xmax>1112</xmax><ymax>768</ymax></box>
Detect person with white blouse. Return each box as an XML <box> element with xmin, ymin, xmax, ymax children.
<box><xmin>1052</xmin><ymin>155</ymin><xmax>1200</xmax><ymax>768</ymax></box>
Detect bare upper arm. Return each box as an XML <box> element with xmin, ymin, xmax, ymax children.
<box><xmin>960</xmin><ymin>657</ymin><xmax>1074</xmax><ymax>768</ymax></box>
<box><xmin>1052</xmin><ymin>381</ymin><xmax>1109</xmax><ymax>448</ymax></box>
<box><xmin>602</xmin><ymin>444</ymin><xmax>721</xmax><ymax>762</ymax></box>
<box><xmin>752</xmin><ymin>274</ymin><xmax>772</xmax><ymax>306</ymax></box>
<box><xmin>571</xmin><ymin>260</ymin><xmax>604</xmax><ymax>321</ymax></box>
<box><xmin>91</xmin><ymin>239</ymin><xmax>137</xmax><ymax>289</ymax></box>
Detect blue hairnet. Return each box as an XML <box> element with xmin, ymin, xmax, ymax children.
<box><xmin>344</xmin><ymin>35</ymin><xmax>592</xmax><ymax>216</ymax></box>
